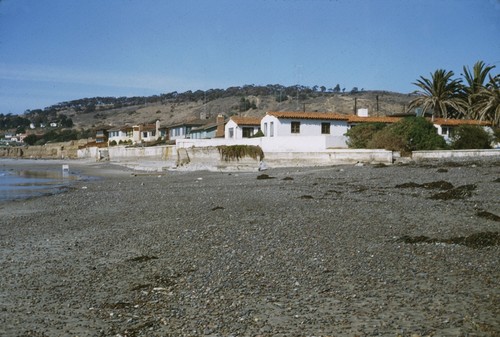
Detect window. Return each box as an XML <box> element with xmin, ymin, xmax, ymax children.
<box><xmin>263</xmin><ymin>123</ymin><xmax>268</xmax><ymax>136</ymax></box>
<box><xmin>229</xmin><ymin>127</ymin><xmax>234</xmax><ymax>138</ymax></box>
<box><xmin>321</xmin><ymin>122</ymin><xmax>330</xmax><ymax>134</ymax></box>
<box><xmin>143</xmin><ymin>131</ymin><xmax>148</xmax><ymax>138</ymax></box>
<box><xmin>291</xmin><ymin>121</ymin><xmax>300</xmax><ymax>134</ymax></box>
<box><xmin>270</xmin><ymin>122</ymin><xmax>274</xmax><ymax>137</ymax></box>
<box><xmin>242</xmin><ymin>127</ymin><xmax>253</xmax><ymax>138</ymax></box>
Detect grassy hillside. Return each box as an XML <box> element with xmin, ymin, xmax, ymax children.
<box><xmin>64</xmin><ymin>90</ymin><xmax>413</xmax><ymax>129</ymax></box>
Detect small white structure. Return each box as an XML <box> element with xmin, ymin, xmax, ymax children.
<box><xmin>357</xmin><ymin>108</ymin><xmax>369</xmax><ymax>117</ymax></box>
<box><xmin>225</xmin><ymin>116</ymin><xmax>261</xmax><ymax>139</ymax></box>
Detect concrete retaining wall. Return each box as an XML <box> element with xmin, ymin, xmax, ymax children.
<box><xmin>412</xmin><ymin>149</ymin><xmax>500</xmax><ymax>160</ymax></box>
<box><xmin>176</xmin><ymin>136</ymin><xmax>348</xmax><ymax>152</ymax></box>
<box><xmin>264</xmin><ymin>149</ymin><xmax>395</xmax><ymax>167</ymax></box>
<box><xmin>1</xmin><ymin>141</ymin><xmax>83</xmax><ymax>159</ymax></box>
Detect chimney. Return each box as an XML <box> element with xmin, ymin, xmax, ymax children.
<box><xmin>215</xmin><ymin>114</ymin><xmax>225</xmax><ymax>138</ymax></box>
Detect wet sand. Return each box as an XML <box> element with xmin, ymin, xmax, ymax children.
<box><xmin>0</xmin><ymin>158</ymin><xmax>499</xmax><ymax>336</ymax></box>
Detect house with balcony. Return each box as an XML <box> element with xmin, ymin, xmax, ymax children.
<box><xmin>95</xmin><ymin>127</ymin><xmax>110</xmax><ymax>144</ymax></box>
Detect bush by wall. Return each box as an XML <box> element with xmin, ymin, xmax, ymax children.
<box><xmin>345</xmin><ymin>123</ymin><xmax>386</xmax><ymax>148</ymax></box>
<box><xmin>451</xmin><ymin>125</ymin><xmax>493</xmax><ymax>149</ymax></box>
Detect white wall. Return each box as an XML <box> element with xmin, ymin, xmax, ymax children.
<box><xmin>177</xmin><ymin>135</ymin><xmax>348</xmax><ymax>152</ymax></box>
<box><xmin>225</xmin><ymin>119</ymin><xmax>239</xmax><ymax>139</ymax></box>
<box><xmin>413</xmin><ymin>149</ymin><xmax>499</xmax><ymax>160</ymax></box>
<box><xmin>261</xmin><ymin>115</ymin><xmax>348</xmax><ymax>137</ymax></box>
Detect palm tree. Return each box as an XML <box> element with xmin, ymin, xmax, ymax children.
<box><xmin>475</xmin><ymin>74</ymin><xmax>500</xmax><ymax>127</ymax></box>
<box><xmin>462</xmin><ymin>61</ymin><xmax>496</xmax><ymax>119</ymax></box>
<box><xmin>408</xmin><ymin>69</ymin><xmax>466</xmax><ymax>120</ymax></box>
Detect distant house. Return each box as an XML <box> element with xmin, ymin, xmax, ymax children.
<box><xmin>133</xmin><ymin>120</ymin><xmax>161</xmax><ymax>143</ymax></box>
<box><xmin>95</xmin><ymin>127</ymin><xmax>110</xmax><ymax>144</ymax></box>
<box><xmin>108</xmin><ymin>126</ymin><xmax>133</xmax><ymax>144</ymax></box>
<box><xmin>225</xmin><ymin>116</ymin><xmax>261</xmax><ymax>139</ymax></box>
<box><xmin>167</xmin><ymin>120</ymin><xmax>206</xmax><ymax>141</ymax></box>
<box><xmin>190</xmin><ymin>122</ymin><xmax>218</xmax><ymax>139</ymax></box>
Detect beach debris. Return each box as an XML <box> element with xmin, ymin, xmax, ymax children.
<box><xmin>398</xmin><ymin>231</ymin><xmax>500</xmax><ymax>248</ymax></box>
<box><xmin>127</xmin><ymin>255</ymin><xmax>158</xmax><ymax>263</ymax></box>
<box><xmin>430</xmin><ymin>184</ymin><xmax>476</xmax><ymax>200</ymax></box>
<box><xmin>257</xmin><ymin>174</ymin><xmax>274</xmax><ymax>180</ymax></box>
<box><xmin>258</xmin><ymin>161</ymin><xmax>268</xmax><ymax>171</ymax></box>
<box><xmin>300</xmin><ymin>195</ymin><xmax>314</xmax><ymax>199</ymax></box>
<box><xmin>211</xmin><ymin>206</ymin><xmax>224</xmax><ymax>211</ymax></box>
<box><xmin>282</xmin><ymin>176</ymin><xmax>294</xmax><ymax>181</ymax></box>
<box><xmin>395</xmin><ymin>180</ymin><xmax>453</xmax><ymax>190</ymax></box>
<box><xmin>476</xmin><ymin>210</ymin><xmax>500</xmax><ymax>222</ymax></box>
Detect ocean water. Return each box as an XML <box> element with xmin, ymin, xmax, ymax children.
<box><xmin>0</xmin><ymin>168</ymin><xmax>74</xmax><ymax>202</ymax></box>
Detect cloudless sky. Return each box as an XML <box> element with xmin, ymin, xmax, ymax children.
<box><xmin>0</xmin><ymin>0</ymin><xmax>499</xmax><ymax>114</ymax></box>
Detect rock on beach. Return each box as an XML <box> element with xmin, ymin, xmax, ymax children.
<box><xmin>0</xmin><ymin>158</ymin><xmax>499</xmax><ymax>336</ymax></box>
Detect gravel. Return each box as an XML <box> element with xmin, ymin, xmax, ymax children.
<box><xmin>0</xmin><ymin>158</ymin><xmax>499</xmax><ymax>337</ymax></box>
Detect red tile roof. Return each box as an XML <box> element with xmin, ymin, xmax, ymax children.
<box><xmin>230</xmin><ymin>116</ymin><xmax>262</xmax><ymax>126</ymax></box>
<box><xmin>347</xmin><ymin>116</ymin><xmax>402</xmax><ymax>123</ymax></box>
<box><xmin>431</xmin><ymin>118</ymin><xmax>492</xmax><ymax>126</ymax></box>
<box><xmin>267</xmin><ymin>111</ymin><xmax>349</xmax><ymax>120</ymax></box>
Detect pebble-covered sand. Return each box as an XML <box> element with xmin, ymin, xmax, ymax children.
<box><xmin>0</xmin><ymin>158</ymin><xmax>499</xmax><ymax>337</ymax></box>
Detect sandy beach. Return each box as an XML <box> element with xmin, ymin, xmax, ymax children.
<box><xmin>0</xmin><ymin>158</ymin><xmax>499</xmax><ymax>336</ymax></box>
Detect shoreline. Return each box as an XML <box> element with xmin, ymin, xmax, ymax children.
<box><xmin>0</xmin><ymin>156</ymin><xmax>499</xmax><ymax>336</ymax></box>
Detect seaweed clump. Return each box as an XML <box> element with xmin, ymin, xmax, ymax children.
<box><xmin>217</xmin><ymin>145</ymin><xmax>264</xmax><ymax>162</ymax></box>
<box><xmin>430</xmin><ymin>184</ymin><xmax>476</xmax><ymax>200</ymax></box>
<box><xmin>399</xmin><ymin>231</ymin><xmax>500</xmax><ymax>248</ymax></box>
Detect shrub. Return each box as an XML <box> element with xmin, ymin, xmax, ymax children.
<box><xmin>451</xmin><ymin>125</ymin><xmax>493</xmax><ymax>149</ymax></box>
<box><xmin>369</xmin><ymin>117</ymin><xmax>447</xmax><ymax>155</ymax></box>
<box><xmin>251</xmin><ymin>130</ymin><xmax>264</xmax><ymax>138</ymax></box>
<box><xmin>23</xmin><ymin>134</ymin><xmax>39</xmax><ymax>145</ymax></box>
<box><xmin>345</xmin><ymin>123</ymin><xmax>386</xmax><ymax>148</ymax></box>
<box><xmin>109</xmin><ymin>140</ymin><xmax>117</xmax><ymax>146</ymax></box>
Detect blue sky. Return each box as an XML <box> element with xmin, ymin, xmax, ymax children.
<box><xmin>1</xmin><ymin>0</ymin><xmax>499</xmax><ymax>114</ymax></box>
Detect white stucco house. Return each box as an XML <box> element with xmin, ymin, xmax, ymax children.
<box><xmin>108</xmin><ymin>126</ymin><xmax>133</xmax><ymax>144</ymax></box>
<box><xmin>261</xmin><ymin>111</ymin><xmax>351</xmax><ymax>138</ymax></box>
<box><xmin>225</xmin><ymin>116</ymin><xmax>262</xmax><ymax>139</ymax></box>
